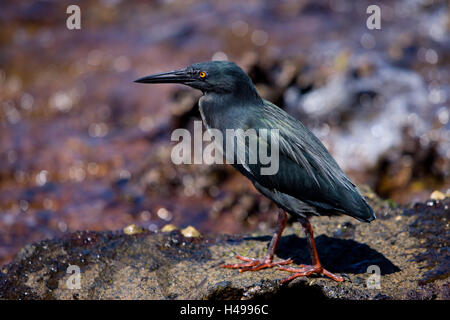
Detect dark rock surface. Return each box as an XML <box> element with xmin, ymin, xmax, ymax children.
<box><xmin>0</xmin><ymin>191</ymin><xmax>448</xmax><ymax>300</ymax></box>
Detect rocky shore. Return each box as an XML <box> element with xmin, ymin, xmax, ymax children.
<box><xmin>1</xmin><ymin>191</ymin><xmax>448</xmax><ymax>300</ymax></box>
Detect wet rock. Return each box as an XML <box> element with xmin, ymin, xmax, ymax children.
<box><xmin>404</xmin><ymin>199</ymin><xmax>450</xmax><ymax>285</ymax></box>
<box><xmin>0</xmin><ymin>193</ymin><xmax>448</xmax><ymax>300</ymax></box>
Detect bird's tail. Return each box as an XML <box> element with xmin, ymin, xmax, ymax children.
<box><xmin>341</xmin><ymin>188</ymin><xmax>376</xmax><ymax>223</ymax></box>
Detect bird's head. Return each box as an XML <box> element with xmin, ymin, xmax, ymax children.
<box><xmin>135</xmin><ymin>61</ymin><xmax>259</xmax><ymax>98</ymax></box>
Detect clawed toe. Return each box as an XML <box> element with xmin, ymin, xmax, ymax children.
<box><xmin>278</xmin><ymin>264</ymin><xmax>344</xmax><ymax>283</ymax></box>
<box><xmin>221</xmin><ymin>255</ymin><xmax>293</xmax><ymax>272</ymax></box>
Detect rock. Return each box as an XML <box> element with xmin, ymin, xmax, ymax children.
<box><xmin>0</xmin><ymin>193</ymin><xmax>448</xmax><ymax>300</ymax></box>
<box><xmin>161</xmin><ymin>224</ymin><xmax>178</xmax><ymax>232</ymax></box>
<box><xmin>123</xmin><ymin>224</ymin><xmax>145</xmax><ymax>235</ymax></box>
<box><xmin>430</xmin><ymin>190</ymin><xmax>448</xmax><ymax>201</ymax></box>
<box><xmin>181</xmin><ymin>226</ymin><xmax>201</xmax><ymax>238</ymax></box>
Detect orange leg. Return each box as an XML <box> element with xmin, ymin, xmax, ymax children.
<box><xmin>221</xmin><ymin>210</ymin><xmax>293</xmax><ymax>272</ymax></box>
<box><xmin>278</xmin><ymin>217</ymin><xmax>344</xmax><ymax>283</ymax></box>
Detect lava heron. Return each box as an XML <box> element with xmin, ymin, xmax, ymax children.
<box><xmin>135</xmin><ymin>61</ymin><xmax>375</xmax><ymax>283</ymax></box>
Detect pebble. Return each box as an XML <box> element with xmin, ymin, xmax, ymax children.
<box><xmin>430</xmin><ymin>190</ymin><xmax>448</xmax><ymax>200</ymax></box>
<box><xmin>123</xmin><ymin>224</ymin><xmax>145</xmax><ymax>235</ymax></box>
<box><xmin>161</xmin><ymin>224</ymin><xmax>177</xmax><ymax>232</ymax></box>
<box><xmin>181</xmin><ymin>226</ymin><xmax>201</xmax><ymax>238</ymax></box>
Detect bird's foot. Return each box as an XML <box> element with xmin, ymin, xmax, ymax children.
<box><xmin>221</xmin><ymin>255</ymin><xmax>293</xmax><ymax>272</ymax></box>
<box><xmin>278</xmin><ymin>264</ymin><xmax>344</xmax><ymax>283</ymax></box>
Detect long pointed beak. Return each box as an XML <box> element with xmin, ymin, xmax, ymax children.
<box><xmin>134</xmin><ymin>69</ymin><xmax>192</xmax><ymax>84</ymax></box>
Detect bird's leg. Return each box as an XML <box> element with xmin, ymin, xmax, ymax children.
<box><xmin>278</xmin><ymin>217</ymin><xmax>344</xmax><ymax>283</ymax></box>
<box><xmin>221</xmin><ymin>210</ymin><xmax>293</xmax><ymax>272</ymax></box>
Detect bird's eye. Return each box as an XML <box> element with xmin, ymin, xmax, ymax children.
<box><xmin>199</xmin><ymin>71</ymin><xmax>207</xmax><ymax>78</ymax></box>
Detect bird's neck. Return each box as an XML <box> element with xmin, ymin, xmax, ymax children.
<box><xmin>199</xmin><ymin>89</ymin><xmax>262</xmax><ymax>130</ymax></box>
<box><xmin>200</xmin><ymin>91</ymin><xmax>262</xmax><ymax>116</ymax></box>
<box><xmin>231</xmin><ymin>81</ymin><xmax>263</xmax><ymax>105</ymax></box>
<box><xmin>203</xmin><ymin>82</ymin><xmax>263</xmax><ymax>107</ymax></box>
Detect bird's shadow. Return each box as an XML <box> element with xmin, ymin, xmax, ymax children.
<box><xmin>243</xmin><ymin>234</ymin><xmax>400</xmax><ymax>275</ymax></box>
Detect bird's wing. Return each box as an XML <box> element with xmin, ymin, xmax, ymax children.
<box><xmin>256</xmin><ymin>100</ymin><xmax>355</xmax><ymax>191</ymax></box>
<box><xmin>240</xmin><ymin>100</ymin><xmax>373</xmax><ymax>220</ymax></box>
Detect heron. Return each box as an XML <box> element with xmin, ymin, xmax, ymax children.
<box><xmin>135</xmin><ymin>61</ymin><xmax>375</xmax><ymax>283</ymax></box>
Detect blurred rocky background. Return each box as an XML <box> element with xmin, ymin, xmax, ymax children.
<box><xmin>0</xmin><ymin>0</ymin><xmax>449</xmax><ymax>267</ymax></box>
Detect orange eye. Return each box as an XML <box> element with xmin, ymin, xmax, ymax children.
<box><xmin>199</xmin><ymin>71</ymin><xmax>206</xmax><ymax>78</ymax></box>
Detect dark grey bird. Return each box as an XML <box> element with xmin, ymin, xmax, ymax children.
<box><xmin>135</xmin><ymin>61</ymin><xmax>375</xmax><ymax>283</ymax></box>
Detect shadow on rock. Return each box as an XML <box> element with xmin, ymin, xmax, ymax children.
<box><xmin>244</xmin><ymin>234</ymin><xmax>400</xmax><ymax>275</ymax></box>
